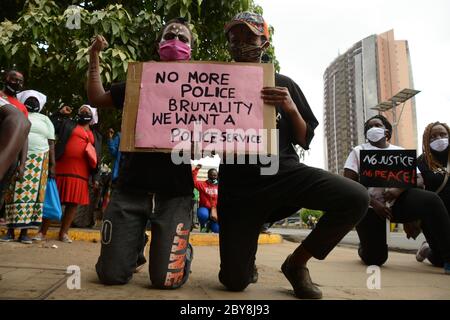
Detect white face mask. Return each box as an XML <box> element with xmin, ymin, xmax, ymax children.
<box><xmin>366</xmin><ymin>127</ymin><xmax>386</xmax><ymax>143</ymax></box>
<box><xmin>430</xmin><ymin>138</ymin><xmax>449</xmax><ymax>152</ymax></box>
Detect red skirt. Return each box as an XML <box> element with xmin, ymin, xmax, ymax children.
<box><xmin>55</xmin><ymin>125</ymin><xmax>93</xmax><ymax>206</ymax></box>
<box><xmin>56</xmin><ymin>175</ymin><xmax>89</xmax><ymax>205</ymax></box>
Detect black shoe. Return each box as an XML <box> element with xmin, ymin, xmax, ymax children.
<box><xmin>250</xmin><ymin>265</ymin><xmax>258</xmax><ymax>283</ymax></box>
<box><xmin>281</xmin><ymin>255</ymin><xmax>322</xmax><ymax>299</ymax></box>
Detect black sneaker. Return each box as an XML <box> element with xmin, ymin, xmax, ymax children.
<box><xmin>281</xmin><ymin>255</ymin><xmax>322</xmax><ymax>299</ymax></box>
<box><xmin>0</xmin><ymin>233</ymin><xmax>14</xmax><ymax>242</ymax></box>
<box><xmin>19</xmin><ymin>235</ymin><xmax>33</xmax><ymax>244</ymax></box>
<box><xmin>444</xmin><ymin>262</ymin><xmax>450</xmax><ymax>275</ymax></box>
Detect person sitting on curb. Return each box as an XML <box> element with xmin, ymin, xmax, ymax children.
<box><xmin>192</xmin><ymin>164</ymin><xmax>219</xmax><ymax>233</ymax></box>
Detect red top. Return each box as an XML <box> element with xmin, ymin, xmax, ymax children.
<box><xmin>192</xmin><ymin>167</ymin><xmax>218</xmax><ymax>208</ymax></box>
<box><xmin>56</xmin><ymin>125</ymin><xmax>94</xmax><ymax>179</ymax></box>
<box><xmin>0</xmin><ymin>92</ymin><xmax>28</xmax><ymax>117</ymax></box>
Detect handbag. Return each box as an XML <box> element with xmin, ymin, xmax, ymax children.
<box><xmin>43</xmin><ymin>178</ymin><xmax>62</xmax><ymax>221</ymax></box>
<box><xmin>83</xmin><ymin>129</ymin><xmax>97</xmax><ymax>169</ymax></box>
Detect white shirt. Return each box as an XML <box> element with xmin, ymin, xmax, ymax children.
<box><xmin>344</xmin><ymin>142</ymin><xmax>404</xmax><ymax>205</ymax></box>
<box><xmin>27</xmin><ymin>112</ymin><xmax>55</xmax><ymax>153</ymax></box>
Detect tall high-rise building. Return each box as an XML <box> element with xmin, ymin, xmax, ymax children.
<box><xmin>324</xmin><ymin>30</ymin><xmax>418</xmax><ymax>175</ymax></box>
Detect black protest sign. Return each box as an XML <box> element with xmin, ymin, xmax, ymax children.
<box><xmin>359</xmin><ymin>149</ymin><xmax>417</xmax><ymax>188</ymax></box>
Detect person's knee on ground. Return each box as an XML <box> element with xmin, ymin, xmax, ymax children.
<box><xmin>96</xmin><ymin>260</ymin><xmax>133</xmax><ymax>285</ymax></box>
<box><xmin>219</xmin><ymin>262</ymin><xmax>254</xmax><ymax>291</ymax></box>
<box><xmin>358</xmin><ymin>244</ymin><xmax>388</xmax><ymax>266</ymax></box>
<box><xmin>210</xmin><ymin>221</ymin><xmax>219</xmax><ymax>233</ymax></box>
<box><xmin>150</xmin><ymin>272</ymin><xmax>190</xmax><ymax>290</ymax></box>
<box><xmin>150</xmin><ymin>243</ymin><xmax>193</xmax><ymax>289</ymax></box>
<box><xmin>219</xmin><ymin>272</ymin><xmax>251</xmax><ymax>292</ymax></box>
<box><xmin>197</xmin><ymin>207</ymin><xmax>209</xmax><ymax>228</ymax></box>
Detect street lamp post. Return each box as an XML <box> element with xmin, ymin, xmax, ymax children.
<box><xmin>371</xmin><ymin>88</ymin><xmax>420</xmax><ymax>146</ymax></box>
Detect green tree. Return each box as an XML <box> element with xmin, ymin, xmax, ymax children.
<box><xmin>299</xmin><ymin>208</ymin><xmax>324</xmax><ymax>224</ymax></box>
<box><xmin>0</xmin><ymin>0</ymin><xmax>279</xmax><ymax>133</ymax></box>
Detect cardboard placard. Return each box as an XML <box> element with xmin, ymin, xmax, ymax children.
<box><xmin>359</xmin><ymin>149</ymin><xmax>417</xmax><ymax>188</ymax></box>
<box><xmin>120</xmin><ymin>61</ymin><xmax>276</xmax><ymax>154</ymax></box>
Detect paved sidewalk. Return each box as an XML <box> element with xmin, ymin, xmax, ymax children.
<box><xmin>0</xmin><ymin>227</ymin><xmax>282</xmax><ymax>246</ymax></box>
<box><xmin>1</xmin><ymin>238</ymin><xmax>449</xmax><ymax>300</ymax></box>
<box><xmin>271</xmin><ymin>228</ymin><xmax>426</xmax><ymax>252</ymax></box>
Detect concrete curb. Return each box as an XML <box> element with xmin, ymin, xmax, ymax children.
<box><xmin>0</xmin><ymin>228</ymin><xmax>283</xmax><ymax>246</ymax></box>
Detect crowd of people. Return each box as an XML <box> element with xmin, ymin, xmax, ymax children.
<box><xmin>0</xmin><ymin>11</ymin><xmax>449</xmax><ymax>300</ymax></box>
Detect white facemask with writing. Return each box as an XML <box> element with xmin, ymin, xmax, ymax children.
<box><xmin>366</xmin><ymin>127</ymin><xmax>386</xmax><ymax>143</ymax></box>
<box><xmin>430</xmin><ymin>138</ymin><xmax>449</xmax><ymax>152</ymax></box>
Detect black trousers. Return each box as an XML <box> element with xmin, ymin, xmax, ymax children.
<box><xmin>95</xmin><ymin>189</ymin><xmax>193</xmax><ymax>288</ymax></box>
<box><xmin>357</xmin><ymin>188</ymin><xmax>450</xmax><ymax>267</ymax></box>
<box><xmin>217</xmin><ymin>164</ymin><xmax>370</xmax><ymax>291</ymax></box>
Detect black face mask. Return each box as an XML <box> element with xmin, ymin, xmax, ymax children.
<box><xmin>77</xmin><ymin>113</ymin><xmax>92</xmax><ymax>125</ymax></box>
<box><xmin>24</xmin><ymin>98</ymin><xmax>40</xmax><ymax>113</ymax></box>
<box><xmin>5</xmin><ymin>82</ymin><xmax>22</xmax><ymax>96</ymax></box>
<box><xmin>229</xmin><ymin>42</ymin><xmax>266</xmax><ymax>62</ymax></box>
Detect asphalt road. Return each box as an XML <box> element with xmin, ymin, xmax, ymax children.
<box><xmin>269</xmin><ymin>227</ymin><xmax>426</xmax><ymax>253</ymax></box>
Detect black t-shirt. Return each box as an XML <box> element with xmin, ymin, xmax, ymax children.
<box><xmin>219</xmin><ymin>73</ymin><xmax>319</xmax><ymax>190</ymax></box>
<box><xmin>109</xmin><ymin>83</ymin><xmax>193</xmax><ymax>196</ymax></box>
<box><xmin>417</xmin><ymin>151</ymin><xmax>450</xmax><ymax>210</ymax></box>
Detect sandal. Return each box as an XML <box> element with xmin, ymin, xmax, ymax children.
<box><xmin>32</xmin><ymin>232</ymin><xmax>46</xmax><ymax>242</ymax></box>
<box><xmin>59</xmin><ymin>234</ymin><xmax>73</xmax><ymax>243</ymax></box>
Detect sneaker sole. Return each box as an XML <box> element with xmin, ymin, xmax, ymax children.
<box><xmin>416</xmin><ymin>254</ymin><xmax>426</xmax><ymax>262</ymax></box>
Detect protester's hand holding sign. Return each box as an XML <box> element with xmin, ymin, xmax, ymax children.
<box><xmin>382</xmin><ymin>188</ymin><xmax>404</xmax><ymax>203</ymax></box>
<box><xmin>371</xmin><ymin>198</ymin><xmax>393</xmax><ymax>220</ymax></box>
<box><xmin>261</xmin><ymin>86</ymin><xmax>308</xmax><ymax>147</ymax></box>
<box><xmin>261</xmin><ymin>87</ymin><xmax>295</xmax><ymax>113</ymax></box>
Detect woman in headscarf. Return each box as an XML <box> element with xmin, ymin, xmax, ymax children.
<box><xmin>0</xmin><ymin>90</ymin><xmax>55</xmax><ymax>244</ymax></box>
<box><xmin>35</xmin><ymin>104</ymin><xmax>102</xmax><ymax>243</ymax></box>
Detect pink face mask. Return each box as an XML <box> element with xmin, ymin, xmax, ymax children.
<box><xmin>158</xmin><ymin>39</ymin><xmax>191</xmax><ymax>61</ymax></box>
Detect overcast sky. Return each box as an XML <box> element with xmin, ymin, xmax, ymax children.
<box><xmin>255</xmin><ymin>0</ymin><xmax>450</xmax><ymax>169</ymax></box>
